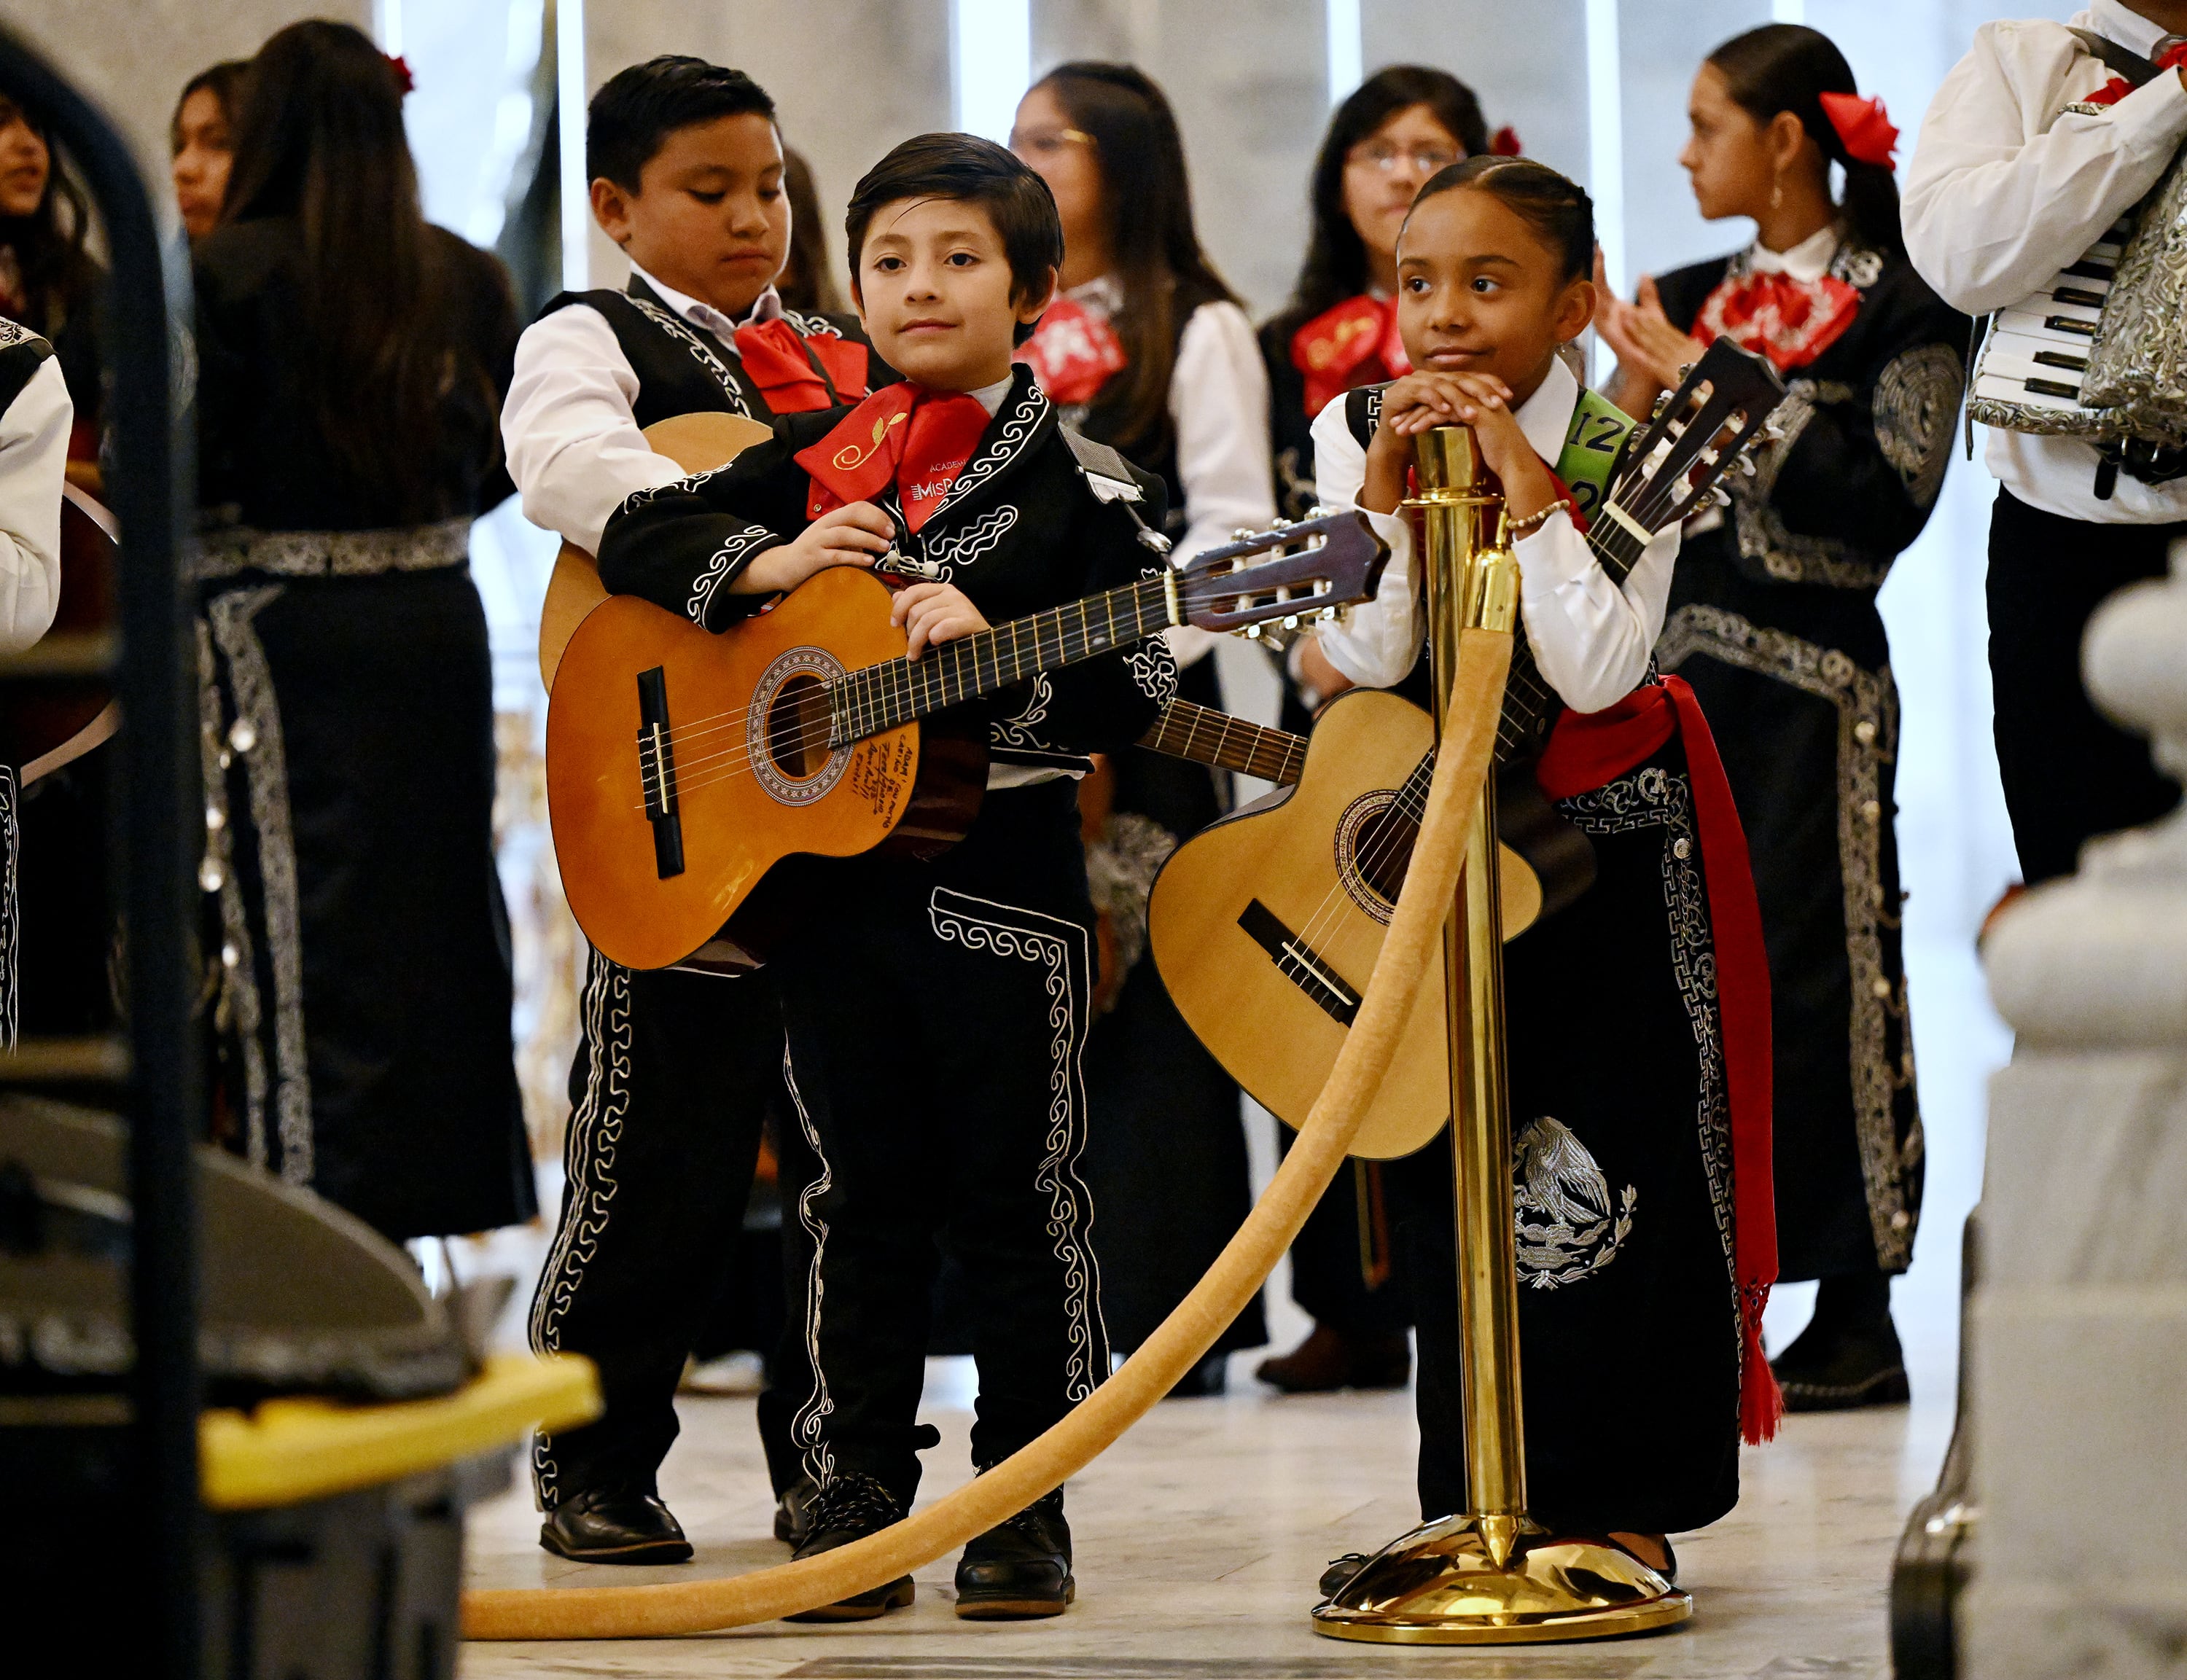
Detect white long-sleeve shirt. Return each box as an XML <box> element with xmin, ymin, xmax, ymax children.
<box><xmin>502</xmin><ymin>267</ymin><xmax>788</xmax><ymax>554</ymax></box>
<box><xmin>1064</xmin><ymin>278</ymin><xmax>1275</xmax><ymax>668</ymax></box>
<box><xmin>1311</xmin><ymin>357</ymin><xmax>1678</xmax><ymax>714</ymax></box>
<box><xmin>1903</xmin><ymin>1</ymin><xmax>2187</xmax><ymax>522</ymax></box>
<box><xmin>0</xmin><ymin>354</ymin><xmax>69</xmax><ymax>656</ymax></box>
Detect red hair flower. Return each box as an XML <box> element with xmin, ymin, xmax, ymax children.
<box><xmin>1818</xmin><ymin>90</ymin><xmax>1896</xmax><ymax>169</ymax></box>
<box><xmin>386</xmin><ymin>53</ymin><xmax>414</xmax><ymax>96</ymax></box>
<box><xmin>1489</xmin><ymin>125</ymin><xmax>1523</xmax><ymax>157</ymax></box>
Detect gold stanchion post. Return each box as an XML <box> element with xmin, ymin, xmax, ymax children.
<box><xmin>1311</xmin><ymin>426</ymin><xmax>1693</xmax><ymax>1644</ymax></box>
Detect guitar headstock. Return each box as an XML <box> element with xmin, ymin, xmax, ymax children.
<box><xmin>1173</xmin><ymin>511</ymin><xmax>1390</xmax><ymax>636</ymax></box>
<box><xmin>1613</xmin><ymin>337</ymin><xmax>1788</xmax><ymax>536</ymax></box>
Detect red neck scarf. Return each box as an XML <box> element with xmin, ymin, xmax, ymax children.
<box><xmin>795</xmin><ymin>382</ymin><xmax>993</xmax><ymax>533</ymax></box>
<box><xmin>731</xmin><ymin>317</ymin><xmax>871</xmax><ymax>415</ymax></box>
<box><xmin>1535</xmin><ymin>676</ymin><xmax>1783</xmax><ymax>1445</ymax></box>
<box><xmin>1292</xmin><ymin>294</ymin><xmax>1411</xmax><ymax>418</ymax></box>
<box><xmin>1693</xmin><ymin>263</ymin><xmax>1860</xmax><ymax>373</ymax></box>
<box><xmin>1016</xmin><ymin>294</ymin><xmax>1128</xmax><ymax>406</ymax></box>
<box><xmin>2083</xmin><ymin>39</ymin><xmax>2187</xmax><ymax>106</ymax></box>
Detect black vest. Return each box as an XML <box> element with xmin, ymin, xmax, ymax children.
<box><xmin>536</xmin><ymin>276</ymin><xmax>868</xmax><ymax>429</ymax></box>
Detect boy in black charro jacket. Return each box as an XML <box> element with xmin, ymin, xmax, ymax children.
<box><xmin>597</xmin><ymin>134</ymin><xmax>1176</xmax><ymax>1621</ymax></box>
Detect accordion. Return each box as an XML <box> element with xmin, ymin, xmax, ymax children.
<box><xmin>1967</xmin><ymin>34</ymin><xmax>2187</xmax><ymax>466</ymax></box>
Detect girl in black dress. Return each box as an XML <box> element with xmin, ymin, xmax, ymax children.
<box><xmin>1596</xmin><ymin>23</ymin><xmax>1967</xmax><ymax>1410</ymax></box>
<box><xmin>1253</xmin><ymin>64</ymin><xmax>1493</xmax><ymax>1396</ymax></box>
<box><xmin>192</xmin><ymin>21</ymin><xmax>533</xmax><ymax>1243</ymax></box>
<box><xmin>1009</xmin><ymin>64</ymin><xmax>1274</xmax><ymax>1391</ymax></box>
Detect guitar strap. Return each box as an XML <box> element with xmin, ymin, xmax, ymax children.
<box><xmin>1061</xmin><ymin>425</ymin><xmax>1174</xmax><ymax>556</ymax></box>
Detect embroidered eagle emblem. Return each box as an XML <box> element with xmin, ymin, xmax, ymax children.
<box><xmin>1513</xmin><ymin>1115</ymin><xmax>1636</xmax><ymax>1289</ymax></box>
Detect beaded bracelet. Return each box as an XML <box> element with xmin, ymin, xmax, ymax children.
<box><xmin>1505</xmin><ymin>498</ymin><xmax>1572</xmax><ymax>539</ymax></box>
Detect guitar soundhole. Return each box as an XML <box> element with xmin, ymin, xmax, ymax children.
<box><xmin>765</xmin><ymin>673</ymin><xmax>832</xmax><ymax>778</ymax></box>
<box><xmin>1334</xmin><ymin>792</ymin><xmax>1419</xmax><ymax>926</ymax></box>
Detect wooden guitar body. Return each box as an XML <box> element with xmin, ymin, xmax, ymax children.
<box><xmin>537</xmin><ymin>411</ymin><xmax>774</xmax><ymax>690</ymax></box>
<box><xmin>545</xmin><ymin>565</ymin><xmax>984</xmax><ymax>972</ymax></box>
<box><xmin>1150</xmin><ymin>687</ymin><xmax>1486</xmax><ymax>1160</ymax></box>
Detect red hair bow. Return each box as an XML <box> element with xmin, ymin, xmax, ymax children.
<box><xmin>1818</xmin><ymin>90</ymin><xmax>1895</xmax><ymax>169</ymax></box>
<box><xmin>1489</xmin><ymin>125</ymin><xmax>1523</xmax><ymax>157</ymax></box>
<box><xmin>386</xmin><ymin>54</ymin><xmax>414</xmax><ymax>96</ymax></box>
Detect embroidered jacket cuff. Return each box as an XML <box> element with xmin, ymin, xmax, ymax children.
<box><xmin>685</xmin><ymin>523</ymin><xmax>784</xmax><ymax>630</ymax></box>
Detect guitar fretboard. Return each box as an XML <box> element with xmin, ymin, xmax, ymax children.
<box><xmin>1138</xmin><ymin>698</ymin><xmax>1306</xmax><ymax>786</ymax></box>
<box><xmin>827</xmin><ymin>574</ymin><xmax>1174</xmax><ymax>746</ymax></box>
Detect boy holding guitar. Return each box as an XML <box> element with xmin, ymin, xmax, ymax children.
<box><xmin>593</xmin><ymin>134</ymin><xmax>1180</xmax><ymax>1620</ymax></box>
<box><xmin>1305</xmin><ymin>158</ymin><xmax>1778</xmax><ymax>1588</ymax></box>
<box><xmin>502</xmin><ymin>58</ymin><xmax>884</xmax><ymax>1567</ymax></box>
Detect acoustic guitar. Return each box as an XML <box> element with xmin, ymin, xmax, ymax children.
<box><xmin>1134</xmin><ymin>695</ymin><xmax>1594</xmax><ymax>939</ymax></box>
<box><xmin>1145</xmin><ymin>338</ymin><xmax>1788</xmax><ymax>1160</ymax></box>
<box><xmin>547</xmin><ymin>509</ymin><xmax>1389</xmax><ymax>971</ymax></box>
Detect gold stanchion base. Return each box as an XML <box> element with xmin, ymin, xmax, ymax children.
<box><xmin>1309</xmin><ymin>1513</ymin><xmax>1693</xmax><ymax>1645</ymax></box>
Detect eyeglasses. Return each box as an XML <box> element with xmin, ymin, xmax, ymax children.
<box><xmin>1009</xmin><ymin>127</ymin><xmax>1096</xmax><ymax>160</ymax></box>
<box><xmin>1348</xmin><ymin>143</ymin><xmax>1462</xmax><ymax>176</ymax></box>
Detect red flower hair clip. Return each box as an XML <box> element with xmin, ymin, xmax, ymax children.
<box><xmin>386</xmin><ymin>54</ymin><xmax>414</xmax><ymax>96</ymax></box>
<box><xmin>1489</xmin><ymin>125</ymin><xmax>1523</xmax><ymax>157</ymax></box>
<box><xmin>1818</xmin><ymin>90</ymin><xmax>1896</xmax><ymax>169</ymax></box>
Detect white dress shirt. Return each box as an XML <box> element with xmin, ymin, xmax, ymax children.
<box><xmin>1064</xmin><ymin>277</ymin><xmax>1275</xmax><ymax>668</ymax></box>
<box><xmin>0</xmin><ymin>356</ymin><xmax>69</xmax><ymax>656</ymax></box>
<box><xmin>1311</xmin><ymin>357</ymin><xmax>1680</xmax><ymax>713</ymax></box>
<box><xmin>1903</xmin><ymin>1</ymin><xmax>2187</xmax><ymax>523</ymax></box>
<box><xmin>502</xmin><ymin>265</ymin><xmax>789</xmax><ymax>554</ymax></box>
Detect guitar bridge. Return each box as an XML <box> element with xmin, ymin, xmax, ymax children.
<box><xmin>636</xmin><ymin>665</ymin><xmax>685</xmax><ymax>880</ymax></box>
<box><xmin>1239</xmin><ymin>899</ymin><xmax>1360</xmax><ymax>1026</ymax></box>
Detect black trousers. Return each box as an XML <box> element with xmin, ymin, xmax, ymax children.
<box><xmin>526</xmin><ymin>953</ymin><xmax>779</xmax><ymax>1507</ymax></box>
<box><xmin>1988</xmin><ymin>488</ymin><xmax>2182</xmax><ymax>886</ymax></box>
<box><xmin>769</xmin><ymin>781</ymin><xmax>1107</xmax><ymax>1509</ymax></box>
<box><xmin>1282</xmin><ymin>1139</ymin><xmax>1410</xmax><ymax>1337</ymax></box>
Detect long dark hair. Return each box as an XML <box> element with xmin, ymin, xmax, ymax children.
<box><xmin>222</xmin><ymin>21</ymin><xmax>472</xmax><ymax>519</ymax></box>
<box><xmin>1036</xmin><ymin>63</ymin><xmax>1236</xmax><ymax>451</ymax></box>
<box><xmin>170</xmin><ymin>60</ymin><xmax>251</xmax><ymax>155</ymax></box>
<box><xmin>1284</xmin><ymin>66</ymin><xmax>1490</xmax><ymax>327</ymax></box>
<box><xmin>0</xmin><ymin>95</ymin><xmax>99</xmax><ymax>341</ymax></box>
<box><xmin>779</xmin><ymin>146</ymin><xmax>843</xmax><ymax>316</ymax></box>
<box><xmin>1706</xmin><ymin>23</ymin><xmax>1901</xmax><ymax>255</ymax></box>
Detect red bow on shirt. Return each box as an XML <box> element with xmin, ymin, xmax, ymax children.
<box><xmin>1693</xmin><ymin>266</ymin><xmax>1862</xmax><ymax>372</ymax></box>
<box><xmin>1291</xmin><ymin>294</ymin><xmax>1411</xmax><ymax>418</ymax></box>
<box><xmin>1015</xmin><ymin>295</ymin><xmax>1128</xmax><ymax>406</ymax></box>
<box><xmin>733</xmin><ymin>318</ymin><xmax>871</xmax><ymax>415</ymax></box>
<box><xmin>795</xmin><ymin>381</ymin><xmax>991</xmax><ymax>534</ymax></box>
<box><xmin>2083</xmin><ymin>39</ymin><xmax>2187</xmax><ymax>107</ymax></box>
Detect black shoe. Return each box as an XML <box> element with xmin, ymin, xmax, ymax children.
<box><xmin>1163</xmin><ymin>1348</ymin><xmax>1229</xmax><ymax>1399</ymax></box>
<box><xmin>956</xmin><ymin>1488</ymin><xmax>1074</xmax><ymax>1619</ymax></box>
<box><xmin>773</xmin><ymin>1474</ymin><xmax>819</xmax><ymax>1547</ymax></box>
<box><xmin>538</xmin><ymin>1485</ymin><xmax>693</xmax><ymax>1564</ymax></box>
<box><xmin>783</xmin><ymin>1474</ymin><xmax>914</xmax><ymax>1622</ymax></box>
<box><xmin>1318</xmin><ymin>1552</ymin><xmax>1372</xmax><ymax>1598</ymax></box>
<box><xmin>1771</xmin><ymin>1284</ymin><xmax>1911</xmax><ymax>1412</ymax></box>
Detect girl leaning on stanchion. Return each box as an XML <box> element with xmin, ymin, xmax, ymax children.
<box><xmin>1596</xmin><ymin>23</ymin><xmax>1967</xmax><ymax>1413</ymax></box>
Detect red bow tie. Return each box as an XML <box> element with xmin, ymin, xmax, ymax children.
<box><xmin>732</xmin><ymin>317</ymin><xmax>870</xmax><ymax>415</ymax></box>
<box><xmin>1290</xmin><ymin>294</ymin><xmax>1411</xmax><ymax>418</ymax></box>
<box><xmin>1016</xmin><ymin>295</ymin><xmax>1127</xmax><ymax>407</ymax></box>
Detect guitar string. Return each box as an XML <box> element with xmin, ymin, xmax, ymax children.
<box><xmin>631</xmin><ymin>571</ymin><xmax>1354</xmax><ymax>808</ymax></box>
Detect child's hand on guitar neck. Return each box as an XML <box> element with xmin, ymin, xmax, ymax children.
<box><xmin>1361</xmin><ymin>369</ymin><xmax>1561</xmax><ymax>531</ymax></box>
<box><xmin>739</xmin><ymin>501</ymin><xmax>897</xmax><ymax>595</ymax></box>
<box><xmin>890</xmin><ymin>580</ymin><xmax>991</xmax><ymax>659</ymax></box>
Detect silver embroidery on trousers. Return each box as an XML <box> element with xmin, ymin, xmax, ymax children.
<box><xmin>781</xmin><ymin>1039</ymin><xmax>839</xmax><ymax>1489</ymax></box>
<box><xmin>196</xmin><ymin>619</ymin><xmax>268</xmax><ymax>1167</ymax></box>
<box><xmin>1512</xmin><ymin>1115</ymin><xmax>1636</xmax><ymax>1287</ymax></box>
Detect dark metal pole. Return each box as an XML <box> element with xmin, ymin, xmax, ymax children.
<box><xmin>0</xmin><ymin>26</ymin><xmax>200</xmax><ymax>1677</ymax></box>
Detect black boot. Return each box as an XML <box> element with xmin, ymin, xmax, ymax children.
<box><xmin>538</xmin><ymin>1484</ymin><xmax>693</xmax><ymax>1564</ymax></box>
<box><xmin>773</xmin><ymin>1474</ymin><xmax>819</xmax><ymax>1547</ymax></box>
<box><xmin>783</xmin><ymin>1473</ymin><xmax>915</xmax><ymax>1622</ymax></box>
<box><xmin>1772</xmin><ymin>1271</ymin><xmax>1910</xmax><ymax>1411</ymax></box>
<box><xmin>955</xmin><ymin>1487</ymin><xmax>1074</xmax><ymax>1619</ymax></box>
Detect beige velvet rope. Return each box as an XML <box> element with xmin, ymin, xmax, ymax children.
<box><xmin>463</xmin><ymin>630</ymin><xmax>1512</xmax><ymax>1641</ymax></box>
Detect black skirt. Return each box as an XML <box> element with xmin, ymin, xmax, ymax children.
<box><xmin>198</xmin><ymin>556</ymin><xmax>532</xmax><ymax>1241</ymax></box>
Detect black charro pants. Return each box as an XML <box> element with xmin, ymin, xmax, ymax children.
<box><xmin>768</xmin><ymin>781</ymin><xmax>1109</xmax><ymax>1510</ymax></box>
<box><xmin>1987</xmin><ymin>488</ymin><xmax>2182</xmax><ymax>887</ymax></box>
<box><xmin>526</xmin><ymin>955</ymin><xmax>779</xmax><ymax>1507</ymax></box>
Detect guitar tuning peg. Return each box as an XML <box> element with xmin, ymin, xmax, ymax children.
<box><xmin>1281</xmin><ymin>614</ymin><xmax>1301</xmax><ymax>630</ymax></box>
<box><xmin>1737</xmin><ymin>454</ymin><xmax>1758</xmax><ymax>477</ymax></box>
<box><xmin>1710</xmin><ymin>485</ymin><xmax>1732</xmax><ymax>507</ymax></box>
<box><xmin>1650</xmin><ymin>391</ymin><xmax>1673</xmax><ymax>421</ymax></box>
<box><xmin>1231</xmin><ymin>528</ymin><xmax>1255</xmax><ymax>542</ymax></box>
<box><xmin>1244</xmin><ymin>623</ymin><xmax>1263</xmax><ymax>639</ymax></box>
<box><xmin>1319</xmin><ymin>605</ymin><xmax>1338</xmax><ymax>622</ymax></box>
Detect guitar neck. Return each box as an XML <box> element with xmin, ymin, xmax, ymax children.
<box><xmin>827</xmin><ymin>574</ymin><xmax>1174</xmax><ymax>746</ymax></box>
<box><xmin>1137</xmin><ymin>698</ymin><xmax>1307</xmax><ymax>786</ymax></box>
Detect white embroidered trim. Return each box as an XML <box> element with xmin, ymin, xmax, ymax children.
<box><xmin>527</xmin><ymin>943</ymin><xmax>632</xmax><ymax>1509</ymax></box>
<box><xmin>989</xmin><ymin>671</ymin><xmax>1054</xmax><ymax>750</ymax></box>
<box><xmin>921</xmin><ymin>381</ymin><xmax>1050</xmax><ymax>532</ymax></box>
<box><xmin>196</xmin><ymin>620</ymin><xmax>268</xmax><ymax>1167</ymax></box>
<box><xmin>927</xmin><ymin>887</ymin><xmax>1107</xmax><ymax>1399</ymax></box>
<box><xmin>923</xmin><ymin>504</ymin><xmax>1018</xmax><ymax>577</ymax></box>
<box><xmin>206</xmin><ymin>585</ymin><xmax>313</xmax><ymax>1186</ymax></box>
<box><xmin>0</xmin><ymin>765</ymin><xmax>15</xmax><ymax>1048</ymax></box>
<box><xmin>193</xmin><ymin>517</ymin><xmax>473</xmax><ymax>582</ymax></box>
<box><xmin>626</xmin><ymin>295</ymin><xmax>755</xmax><ymax>415</ymax></box>
<box><xmin>687</xmin><ymin>524</ymin><xmax>779</xmax><ymax>625</ymax></box>
<box><xmin>1657</xmin><ymin>604</ymin><xmax>1920</xmax><ymax>1267</ymax></box>
<box><xmin>782</xmin><ymin>1038</ymin><xmax>839</xmax><ymax>1488</ymax></box>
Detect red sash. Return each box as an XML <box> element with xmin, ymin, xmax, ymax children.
<box><xmin>1536</xmin><ymin>676</ymin><xmax>1782</xmax><ymax>1445</ymax></box>
<box><xmin>794</xmin><ymin>382</ymin><xmax>991</xmax><ymax>534</ymax></box>
<box><xmin>733</xmin><ymin>318</ymin><xmax>870</xmax><ymax>415</ymax></box>
<box><xmin>1016</xmin><ymin>295</ymin><xmax>1127</xmax><ymax>406</ymax></box>
<box><xmin>1292</xmin><ymin>294</ymin><xmax>1410</xmax><ymax>418</ymax></box>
